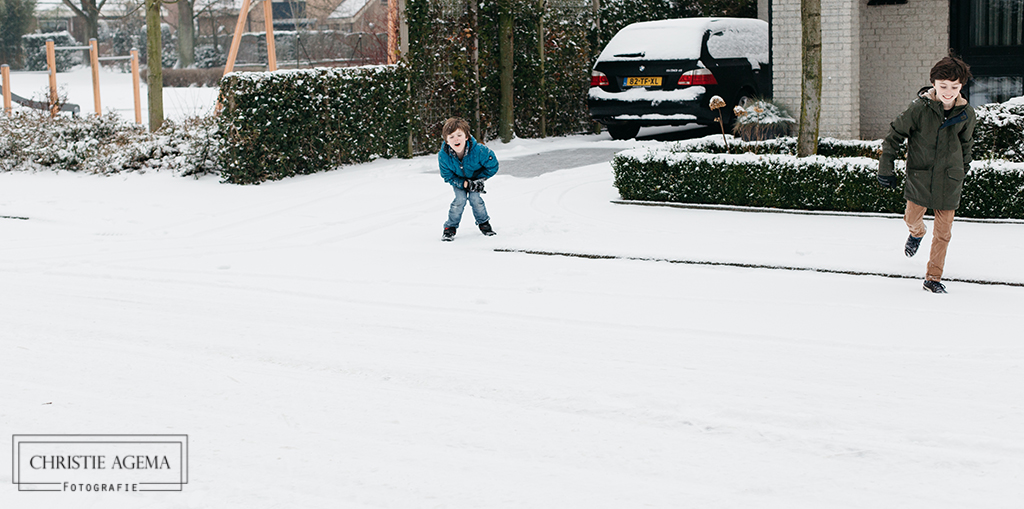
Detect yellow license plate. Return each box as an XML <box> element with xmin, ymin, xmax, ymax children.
<box><xmin>624</xmin><ymin>76</ymin><xmax>662</xmax><ymax>87</ymax></box>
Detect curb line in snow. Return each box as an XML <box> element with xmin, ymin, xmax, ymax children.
<box><xmin>611</xmin><ymin>200</ymin><xmax>1024</xmax><ymax>225</ymax></box>
<box><xmin>495</xmin><ymin>249</ymin><xmax>1024</xmax><ymax>288</ymax></box>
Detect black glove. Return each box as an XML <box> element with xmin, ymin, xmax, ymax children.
<box><xmin>877</xmin><ymin>174</ymin><xmax>897</xmax><ymax>189</ymax></box>
<box><xmin>467</xmin><ymin>179</ymin><xmax>486</xmax><ymax>193</ymax></box>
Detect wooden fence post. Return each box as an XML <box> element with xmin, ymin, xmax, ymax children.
<box><xmin>46</xmin><ymin>39</ymin><xmax>58</xmax><ymax>118</ymax></box>
<box><xmin>218</xmin><ymin>0</ymin><xmax>253</xmax><ymax>112</ymax></box>
<box><xmin>1</xmin><ymin>64</ymin><xmax>11</xmax><ymax>116</ymax></box>
<box><xmin>263</xmin><ymin>0</ymin><xmax>277</xmax><ymax>71</ymax></box>
<box><xmin>90</xmin><ymin>38</ymin><xmax>102</xmax><ymax>116</ymax></box>
<box><xmin>131</xmin><ymin>49</ymin><xmax>142</xmax><ymax>124</ymax></box>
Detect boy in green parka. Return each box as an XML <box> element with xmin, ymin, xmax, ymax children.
<box><xmin>877</xmin><ymin>56</ymin><xmax>976</xmax><ymax>294</ymax></box>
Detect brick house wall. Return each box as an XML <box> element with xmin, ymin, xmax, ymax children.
<box><xmin>859</xmin><ymin>0</ymin><xmax>948</xmax><ymax>139</ymax></box>
<box><xmin>763</xmin><ymin>0</ymin><xmax>950</xmax><ymax>140</ymax></box>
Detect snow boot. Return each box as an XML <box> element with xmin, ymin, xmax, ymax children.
<box><xmin>905</xmin><ymin>235</ymin><xmax>923</xmax><ymax>257</ymax></box>
<box><xmin>922</xmin><ymin>280</ymin><xmax>947</xmax><ymax>294</ymax></box>
<box><xmin>478</xmin><ymin>221</ymin><xmax>496</xmax><ymax>236</ymax></box>
<box><xmin>442</xmin><ymin>227</ymin><xmax>457</xmax><ymax>241</ymax></box>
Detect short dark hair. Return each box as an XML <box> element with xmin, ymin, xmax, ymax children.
<box><xmin>441</xmin><ymin>117</ymin><xmax>471</xmax><ymax>138</ymax></box>
<box><xmin>930</xmin><ymin>55</ymin><xmax>972</xmax><ymax>84</ymax></box>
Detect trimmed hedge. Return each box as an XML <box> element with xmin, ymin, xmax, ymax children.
<box><xmin>612</xmin><ymin>150</ymin><xmax>1024</xmax><ymax>219</ymax></box>
<box><xmin>217</xmin><ymin>64</ymin><xmax>411</xmax><ymax>184</ymax></box>
<box><xmin>22</xmin><ymin>32</ymin><xmax>80</xmax><ymax>72</ymax></box>
<box><xmin>974</xmin><ymin>100</ymin><xmax>1024</xmax><ymax>162</ymax></box>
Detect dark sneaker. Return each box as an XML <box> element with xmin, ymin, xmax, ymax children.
<box><xmin>478</xmin><ymin>221</ymin><xmax>496</xmax><ymax>236</ymax></box>
<box><xmin>905</xmin><ymin>235</ymin><xmax>923</xmax><ymax>257</ymax></box>
<box><xmin>922</xmin><ymin>280</ymin><xmax>947</xmax><ymax>294</ymax></box>
<box><xmin>442</xmin><ymin>227</ymin><xmax>456</xmax><ymax>241</ymax></box>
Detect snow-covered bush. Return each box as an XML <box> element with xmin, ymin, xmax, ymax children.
<box><xmin>22</xmin><ymin>32</ymin><xmax>82</xmax><ymax>72</ymax></box>
<box><xmin>195</xmin><ymin>44</ymin><xmax>226</xmax><ymax>69</ymax></box>
<box><xmin>659</xmin><ymin>135</ymin><xmax>891</xmax><ymax>159</ymax></box>
<box><xmin>217</xmin><ymin>64</ymin><xmax>411</xmax><ymax>184</ymax></box>
<box><xmin>0</xmin><ymin>111</ymin><xmax>224</xmax><ymax>176</ymax></box>
<box><xmin>974</xmin><ymin>97</ymin><xmax>1024</xmax><ymax>162</ymax></box>
<box><xmin>612</xmin><ymin>142</ymin><xmax>1024</xmax><ymax>219</ymax></box>
<box><xmin>732</xmin><ymin>99</ymin><xmax>795</xmax><ymax>142</ymax></box>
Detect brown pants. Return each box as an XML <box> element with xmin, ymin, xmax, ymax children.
<box><xmin>904</xmin><ymin>201</ymin><xmax>955</xmax><ymax>281</ymax></box>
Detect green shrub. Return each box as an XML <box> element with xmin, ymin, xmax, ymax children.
<box><xmin>974</xmin><ymin>99</ymin><xmax>1024</xmax><ymax>162</ymax></box>
<box><xmin>217</xmin><ymin>64</ymin><xmax>412</xmax><ymax>184</ymax></box>
<box><xmin>21</xmin><ymin>32</ymin><xmax>80</xmax><ymax>72</ymax></box>
<box><xmin>611</xmin><ymin>149</ymin><xmax>1024</xmax><ymax>219</ymax></box>
<box><xmin>0</xmin><ymin>110</ymin><xmax>223</xmax><ymax>175</ymax></box>
<box><xmin>731</xmin><ymin>99</ymin><xmax>795</xmax><ymax>142</ymax></box>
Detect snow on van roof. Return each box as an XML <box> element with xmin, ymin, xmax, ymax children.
<box><xmin>596</xmin><ymin>18</ymin><xmax>768</xmax><ymax>64</ymax></box>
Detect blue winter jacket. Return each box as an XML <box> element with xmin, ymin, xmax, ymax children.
<box><xmin>438</xmin><ymin>136</ymin><xmax>499</xmax><ymax>189</ymax></box>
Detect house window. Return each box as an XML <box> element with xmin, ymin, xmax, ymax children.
<box><xmin>971</xmin><ymin>76</ymin><xmax>1023</xmax><ymax>104</ymax></box>
<box><xmin>952</xmin><ymin>0</ymin><xmax>1024</xmax><ymax>104</ymax></box>
<box><xmin>272</xmin><ymin>1</ymin><xmax>306</xmax><ymax>19</ymax></box>
<box><xmin>970</xmin><ymin>0</ymin><xmax>1023</xmax><ymax>46</ymax></box>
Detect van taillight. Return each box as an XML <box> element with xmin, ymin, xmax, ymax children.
<box><xmin>590</xmin><ymin>71</ymin><xmax>610</xmax><ymax>87</ymax></box>
<box><xmin>677</xmin><ymin>69</ymin><xmax>717</xmax><ymax>86</ymax></box>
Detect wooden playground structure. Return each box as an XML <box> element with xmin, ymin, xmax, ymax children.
<box><xmin>1</xmin><ymin>39</ymin><xmax>142</xmax><ymax>122</ymax></box>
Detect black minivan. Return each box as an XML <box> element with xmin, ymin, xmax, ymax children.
<box><xmin>588</xmin><ymin>18</ymin><xmax>771</xmax><ymax>139</ymax></box>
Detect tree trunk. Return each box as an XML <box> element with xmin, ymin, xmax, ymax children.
<box><xmin>146</xmin><ymin>0</ymin><xmax>164</xmax><ymax>131</ymax></box>
<box><xmin>177</xmin><ymin>0</ymin><xmax>195</xmax><ymax>68</ymax></box>
<box><xmin>538</xmin><ymin>0</ymin><xmax>546</xmax><ymax>138</ymax></box>
<box><xmin>469</xmin><ymin>0</ymin><xmax>481</xmax><ymax>140</ymax></box>
<box><xmin>797</xmin><ymin>0</ymin><xmax>821</xmax><ymax>157</ymax></box>
<box><xmin>498</xmin><ymin>0</ymin><xmax>513</xmax><ymax>143</ymax></box>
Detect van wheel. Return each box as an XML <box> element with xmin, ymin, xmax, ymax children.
<box><xmin>607</xmin><ymin>124</ymin><xmax>640</xmax><ymax>140</ymax></box>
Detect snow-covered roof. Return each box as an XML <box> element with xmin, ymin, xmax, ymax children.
<box><xmin>329</xmin><ymin>0</ymin><xmax>372</xmax><ymax>19</ymax></box>
<box><xmin>597</xmin><ymin>18</ymin><xmax>768</xmax><ymax>64</ymax></box>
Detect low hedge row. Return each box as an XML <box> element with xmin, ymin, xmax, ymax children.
<box><xmin>217</xmin><ymin>64</ymin><xmax>411</xmax><ymax>184</ymax></box>
<box><xmin>974</xmin><ymin>100</ymin><xmax>1024</xmax><ymax>162</ymax></box>
<box><xmin>612</xmin><ymin>151</ymin><xmax>1024</xmax><ymax>219</ymax></box>
<box><xmin>667</xmin><ymin>136</ymin><xmax>892</xmax><ymax>159</ymax></box>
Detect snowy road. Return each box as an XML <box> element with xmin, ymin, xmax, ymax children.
<box><xmin>2</xmin><ymin>135</ymin><xmax>1024</xmax><ymax>508</ymax></box>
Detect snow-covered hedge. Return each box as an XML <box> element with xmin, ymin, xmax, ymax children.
<box><xmin>612</xmin><ymin>142</ymin><xmax>1024</xmax><ymax>219</ymax></box>
<box><xmin>974</xmin><ymin>98</ymin><xmax>1024</xmax><ymax>162</ymax></box>
<box><xmin>22</xmin><ymin>32</ymin><xmax>81</xmax><ymax>72</ymax></box>
<box><xmin>0</xmin><ymin>112</ymin><xmax>222</xmax><ymax>177</ymax></box>
<box><xmin>217</xmin><ymin>64</ymin><xmax>411</xmax><ymax>184</ymax></box>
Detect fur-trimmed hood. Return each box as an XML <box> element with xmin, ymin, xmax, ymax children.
<box><xmin>918</xmin><ymin>86</ymin><xmax>969</xmax><ymax>108</ymax></box>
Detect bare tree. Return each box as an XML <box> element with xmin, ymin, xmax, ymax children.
<box><xmin>797</xmin><ymin>0</ymin><xmax>821</xmax><ymax>157</ymax></box>
<box><xmin>176</xmin><ymin>0</ymin><xmax>196</xmax><ymax>67</ymax></box>
<box><xmin>146</xmin><ymin>0</ymin><xmax>164</xmax><ymax>130</ymax></box>
<box><xmin>498</xmin><ymin>0</ymin><xmax>513</xmax><ymax>143</ymax></box>
<box><xmin>61</xmin><ymin>0</ymin><xmax>107</xmax><ymax>41</ymax></box>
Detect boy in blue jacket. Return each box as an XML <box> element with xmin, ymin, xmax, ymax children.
<box><xmin>438</xmin><ymin>117</ymin><xmax>499</xmax><ymax>241</ymax></box>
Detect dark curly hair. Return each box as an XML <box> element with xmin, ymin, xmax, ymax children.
<box><xmin>930</xmin><ymin>55</ymin><xmax>972</xmax><ymax>84</ymax></box>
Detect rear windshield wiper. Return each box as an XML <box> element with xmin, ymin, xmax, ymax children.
<box><xmin>613</xmin><ymin>52</ymin><xmax>645</xmax><ymax>58</ymax></box>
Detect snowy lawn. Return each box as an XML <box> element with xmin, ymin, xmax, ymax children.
<box><xmin>2</xmin><ymin>133</ymin><xmax>1024</xmax><ymax>508</ymax></box>
<box><xmin>3</xmin><ymin>66</ymin><xmax>220</xmax><ymax>121</ymax></box>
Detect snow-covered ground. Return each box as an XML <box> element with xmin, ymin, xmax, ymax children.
<box><xmin>3</xmin><ymin>66</ymin><xmax>220</xmax><ymax>121</ymax></box>
<box><xmin>2</xmin><ymin>70</ymin><xmax>1023</xmax><ymax>508</ymax></box>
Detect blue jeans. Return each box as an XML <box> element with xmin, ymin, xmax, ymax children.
<box><xmin>445</xmin><ymin>187</ymin><xmax>489</xmax><ymax>228</ymax></box>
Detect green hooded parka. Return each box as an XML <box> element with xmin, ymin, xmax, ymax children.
<box><xmin>878</xmin><ymin>87</ymin><xmax>976</xmax><ymax>211</ymax></box>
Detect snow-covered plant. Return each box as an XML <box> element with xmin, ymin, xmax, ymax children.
<box><xmin>612</xmin><ymin>146</ymin><xmax>1024</xmax><ymax>219</ymax></box>
<box><xmin>194</xmin><ymin>45</ymin><xmax>226</xmax><ymax>69</ymax></box>
<box><xmin>732</xmin><ymin>99</ymin><xmax>795</xmax><ymax>142</ymax></box>
<box><xmin>217</xmin><ymin>65</ymin><xmax>412</xmax><ymax>184</ymax></box>
<box><xmin>21</xmin><ymin>32</ymin><xmax>81</xmax><ymax>72</ymax></box>
<box><xmin>0</xmin><ymin>111</ymin><xmax>225</xmax><ymax>176</ymax></box>
<box><xmin>974</xmin><ymin>97</ymin><xmax>1024</xmax><ymax>162</ymax></box>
